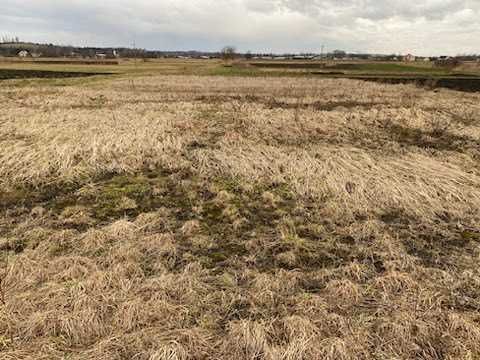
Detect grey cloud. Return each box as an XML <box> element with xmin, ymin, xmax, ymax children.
<box><xmin>0</xmin><ymin>0</ymin><xmax>479</xmax><ymax>55</ymax></box>
<box><xmin>275</xmin><ymin>0</ymin><xmax>475</xmax><ymax>21</ymax></box>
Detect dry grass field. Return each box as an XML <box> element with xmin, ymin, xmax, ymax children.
<box><xmin>1</xmin><ymin>72</ymin><xmax>480</xmax><ymax>359</ymax></box>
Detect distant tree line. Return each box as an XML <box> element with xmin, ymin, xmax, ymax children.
<box><xmin>0</xmin><ymin>39</ymin><xmax>479</xmax><ymax>63</ymax></box>
<box><xmin>0</xmin><ymin>42</ymin><xmax>135</xmax><ymax>58</ymax></box>
<box><xmin>0</xmin><ymin>42</ymin><xmax>218</xmax><ymax>59</ymax></box>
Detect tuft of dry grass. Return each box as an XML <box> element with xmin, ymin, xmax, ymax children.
<box><xmin>0</xmin><ymin>74</ymin><xmax>479</xmax><ymax>359</ymax></box>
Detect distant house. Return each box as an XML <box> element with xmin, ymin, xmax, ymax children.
<box><xmin>403</xmin><ymin>54</ymin><xmax>416</xmax><ymax>62</ymax></box>
<box><xmin>95</xmin><ymin>53</ymin><xmax>107</xmax><ymax>59</ymax></box>
<box><xmin>18</xmin><ymin>50</ymin><xmax>29</xmax><ymax>58</ymax></box>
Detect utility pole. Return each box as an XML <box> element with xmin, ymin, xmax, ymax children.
<box><xmin>131</xmin><ymin>39</ymin><xmax>137</xmax><ymax>91</ymax></box>
<box><xmin>132</xmin><ymin>40</ymin><xmax>137</xmax><ymax>68</ymax></box>
<box><xmin>321</xmin><ymin>45</ymin><xmax>325</xmax><ymax>59</ymax></box>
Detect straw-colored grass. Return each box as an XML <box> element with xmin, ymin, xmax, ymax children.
<box><xmin>0</xmin><ymin>75</ymin><xmax>479</xmax><ymax>359</ymax></box>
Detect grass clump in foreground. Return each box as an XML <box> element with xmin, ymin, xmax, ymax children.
<box><xmin>0</xmin><ymin>73</ymin><xmax>480</xmax><ymax>359</ymax></box>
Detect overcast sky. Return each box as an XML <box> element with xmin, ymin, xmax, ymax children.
<box><xmin>1</xmin><ymin>0</ymin><xmax>479</xmax><ymax>55</ymax></box>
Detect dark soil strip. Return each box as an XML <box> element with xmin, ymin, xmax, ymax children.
<box><xmin>348</xmin><ymin>76</ymin><xmax>480</xmax><ymax>93</ymax></box>
<box><xmin>0</xmin><ymin>69</ymin><xmax>112</xmax><ymax>80</ymax></box>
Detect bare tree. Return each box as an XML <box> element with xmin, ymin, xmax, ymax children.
<box><xmin>1</xmin><ymin>35</ymin><xmax>20</xmax><ymax>44</ymax></box>
<box><xmin>221</xmin><ymin>46</ymin><xmax>237</xmax><ymax>62</ymax></box>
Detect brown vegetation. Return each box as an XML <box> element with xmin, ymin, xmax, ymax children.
<box><xmin>0</xmin><ymin>75</ymin><xmax>480</xmax><ymax>359</ymax></box>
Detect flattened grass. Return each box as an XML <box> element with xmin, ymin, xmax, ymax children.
<box><xmin>0</xmin><ymin>74</ymin><xmax>479</xmax><ymax>359</ymax></box>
